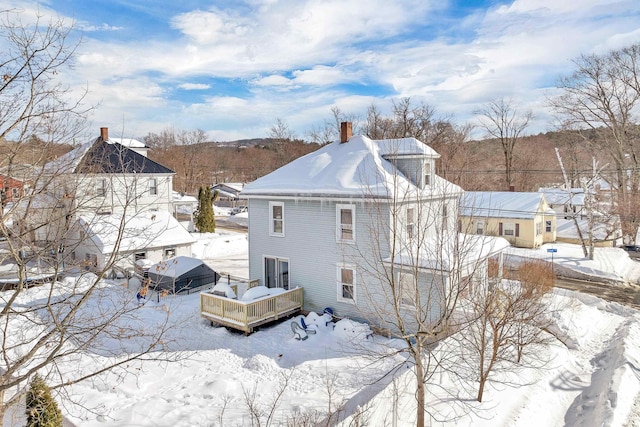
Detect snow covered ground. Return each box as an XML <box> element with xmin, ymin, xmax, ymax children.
<box><xmin>3</xmin><ymin>232</ymin><xmax>640</xmax><ymax>426</ymax></box>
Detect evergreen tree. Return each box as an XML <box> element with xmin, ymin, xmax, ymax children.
<box><xmin>195</xmin><ymin>186</ymin><xmax>216</xmax><ymax>232</ymax></box>
<box><xmin>25</xmin><ymin>374</ymin><xmax>63</xmax><ymax>427</ymax></box>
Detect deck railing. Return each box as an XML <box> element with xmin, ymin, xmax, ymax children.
<box><xmin>200</xmin><ymin>287</ymin><xmax>303</xmax><ymax>334</ymax></box>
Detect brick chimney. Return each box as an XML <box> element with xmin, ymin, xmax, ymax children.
<box><xmin>100</xmin><ymin>127</ymin><xmax>109</xmax><ymax>140</ymax></box>
<box><xmin>340</xmin><ymin>122</ymin><xmax>352</xmax><ymax>143</ymax></box>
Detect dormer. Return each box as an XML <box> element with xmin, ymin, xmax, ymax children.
<box><xmin>376</xmin><ymin>136</ymin><xmax>439</xmax><ymax>190</ymax></box>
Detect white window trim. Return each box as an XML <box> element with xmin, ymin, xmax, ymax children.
<box><xmin>503</xmin><ymin>222</ymin><xmax>516</xmax><ymax>236</ymax></box>
<box><xmin>406</xmin><ymin>207</ymin><xmax>415</xmax><ymax>239</ymax></box>
<box><xmin>96</xmin><ymin>178</ymin><xmax>107</xmax><ymax>197</ymax></box>
<box><xmin>263</xmin><ymin>255</ymin><xmax>290</xmax><ymax>290</ymax></box>
<box><xmin>398</xmin><ymin>271</ymin><xmax>417</xmax><ymax>310</ymax></box>
<box><xmin>475</xmin><ymin>220</ymin><xmax>485</xmax><ymax>235</ymax></box>
<box><xmin>269</xmin><ymin>201</ymin><xmax>285</xmax><ymax>237</ymax></box>
<box><xmin>336</xmin><ymin>204</ymin><xmax>356</xmax><ymax>243</ymax></box>
<box><xmin>423</xmin><ymin>162</ymin><xmax>432</xmax><ymax>188</ymax></box>
<box><xmin>337</xmin><ymin>264</ymin><xmax>356</xmax><ymax>304</ymax></box>
<box><xmin>149</xmin><ymin>178</ymin><xmax>158</xmax><ymax>196</ymax></box>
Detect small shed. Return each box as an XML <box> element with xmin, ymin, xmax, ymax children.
<box><xmin>147</xmin><ymin>256</ymin><xmax>220</xmax><ymax>293</ymax></box>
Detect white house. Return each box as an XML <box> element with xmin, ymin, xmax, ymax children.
<box><xmin>39</xmin><ymin>127</ymin><xmax>193</xmax><ymax>270</ymax></box>
<box><xmin>538</xmin><ymin>187</ymin><xmax>586</xmax><ymax>219</ymax></box>
<box><xmin>241</xmin><ymin>123</ymin><xmax>508</xmax><ymax>332</ymax></box>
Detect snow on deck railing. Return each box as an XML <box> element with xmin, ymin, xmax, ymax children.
<box><xmin>200</xmin><ymin>287</ymin><xmax>303</xmax><ymax>334</ymax></box>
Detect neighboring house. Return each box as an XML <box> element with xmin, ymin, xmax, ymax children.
<box><xmin>460</xmin><ymin>191</ymin><xmax>556</xmax><ymax>249</ymax></box>
<box><xmin>70</xmin><ymin>210</ymin><xmax>195</xmax><ymax>271</ymax></box>
<box><xmin>0</xmin><ymin>174</ymin><xmax>25</xmax><ymax>205</ymax></box>
<box><xmin>43</xmin><ymin>127</ymin><xmax>174</xmax><ymax>216</ymax></box>
<box><xmin>538</xmin><ymin>187</ymin><xmax>586</xmax><ymax>219</ymax></box>
<box><xmin>211</xmin><ymin>182</ymin><xmax>246</xmax><ymax>208</ymax></box>
<box><xmin>34</xmin><ymin>127</ymin><xmax>193</xmax><ymax>270</ymax></box>
<box><xmin>172</xmin><ymin>191</ymin><xmax>198</xmax><ymax>231</ymax></box>
<box><xmin>555</xmin><ymin>218</ymin><xmax>621</xmax><ymax>247</ymax></box>
<box><xmin>241</xmin><ymin>123</ymin><xmax>509</xmax><ymax>332</ymax></box>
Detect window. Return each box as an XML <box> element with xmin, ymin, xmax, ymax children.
<box><xmin>501</xmin><ymin>222</ymin><xmax>519</xmax><ymax>237</ymax></box>
<box><xmin>442</xmin><ymin>204</ymin><xmax>448</xmax><ymax>231</ymax></box>
<box><xmin>398</xmin><ymin>272</ymin><xmax>416</xmax><ymax>308</ymax></box>
<box><xmin>475</xmin><ymin>220</ymin><xmax>485</xmax><ymax>235</ymax></box>
<box><xmin>423</xmin><ymin>162</ymin><xmax>431</xmax><ymax>187</ymax></box>
<box><xmin>406</xmin><ymin>208</ymin><xmax>415</xmax><ymax>239</ymax></box>
<box><xmin>264</xmin><ymin>256</ymin><xmax>289</xmax><ymax>289</ymax></box>
<box><xmin>134</xmin><ymin>252</ymin><xmax>146</xmax><ymax>262</ymax></box>
<box><xmin>149</xmin><ymin>178</ymin><xmax>158</xmax><ymax>195</ymax></box>
<box><xmin>536</xmin><ymin>221</ymin><xmax>542</xmax><ymax>236</ymax></box>
<box><xmin>11</xmin><ymin>188</ymin><xmax>19</xmax><ymax>198</ymax></box>
<box><xmin>164</xmin><ymin>248</ymin><xmax>176</xmax><ymax>259</ymax></box>
<box><xmin>546</xmin><ymin>220</ymin><xmax>552</xmax><ymax>233</ymax></box>
<box><xmin>337</xmin><ymin>204</ymin><xmax>355</xmax><ymax>242</ymax></box>
<box><xmin>337</xmin><ymin>266</ymin><xmax>355</xmax><ymax>303</ymax></box>
<box><xmin>269</xmin><ymin>202</ymin><xmax>284</xmax><ymax>236</ymax></box>
<box><xmin>96</xmin><ymin>178</ymin><xmax>107</xmax><ymax>197</ymax></box>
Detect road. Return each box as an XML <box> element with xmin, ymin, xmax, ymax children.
<box><xmin>553</xmin><ymin>276</ymin><xmax>640</xmax><ymax>309</ymax></box>
<box><xmin>215</xmin><ymin>217</ymin><xmax>248</xmax><ymax>233</ymax></box>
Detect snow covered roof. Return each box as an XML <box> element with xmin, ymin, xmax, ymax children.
<box><xmin>173</xmin><ymin>192</ymin><xmax>198</xmax><ymax>204</ymax></box>
<box><xmin>539</xmin><ymin>187</ymin><xmax>585</xmax><ymax>206</ymax></box>
<box><xmin>387</xmin><ymin>233</ymin><xmax>510</xmax><ymax>271</ymax></box>
<box><xmin>78</xmin><ymin>210</ymin><xmax>195</xmax><ymax>254</ymax></box>
<box><xmin>460</xmin><ymin>191</ymin><xmax>553</xmax><ymax>220</ymax></box>
<box><xmin>242</xmin><ymin>135</ymin><xmax>458</xmax><ymax>199</ymax></box>
<box><xmin>107</xmin><ymin>137</ymin><xmax>147</xmax><ymax>148</ymax></box>
<box><xmin>44</xmin><ymin>138</ymin><xmax>172</xmax><ymax>175</ymax></box>
<box><xmin>147</xmin><ymin>256</ymin><xmax>210</xmax><ymax>278</ymax></box>
<box><xmin>212</xmin><ymin>182</ymin><xmax>245</xmax><ymax>192</ymax></box>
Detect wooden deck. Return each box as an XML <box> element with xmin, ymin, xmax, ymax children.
<box><xmin>200</xmin><ymin>287</ymin><xmax>303</xmax><ymax>334</ymax></box>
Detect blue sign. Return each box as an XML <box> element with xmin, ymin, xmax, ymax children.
<box><xmin>547</xmin><ymin>248</ymin><xmax>558</xmax><ymax>253</ymax></box>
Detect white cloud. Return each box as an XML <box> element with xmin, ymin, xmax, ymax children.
<box><xmin>178</xmin><ymin>83</ymin><xmax>211</xmax><ymax>90</ymax></box>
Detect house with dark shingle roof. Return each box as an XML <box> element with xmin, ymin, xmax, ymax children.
<box><xmin>40</xmin><ymin>128</ymin><xmax>194</xmax><ymax>271</ymax></box>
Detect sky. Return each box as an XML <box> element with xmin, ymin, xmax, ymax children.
<box><xmin>4</xmin><ymin>0</ymin><xmax>640</xmax><ymax>141</ymax></box>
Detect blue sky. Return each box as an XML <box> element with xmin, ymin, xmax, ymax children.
<box><xmin>6</xmin><ymin>0</ymin><xmax>640</xmax><ymax>141</ymax></box>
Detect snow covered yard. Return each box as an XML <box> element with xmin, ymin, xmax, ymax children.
<box><xmin>3</xmin><ymin>232</ymin><xmax>640</xmax><ymax>426</ymax></box>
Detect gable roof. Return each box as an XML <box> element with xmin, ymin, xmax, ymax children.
<box><xmin>460</xmin><ymin>191</ymin><xmax>552</xmax><ymax>220</ymax></box>
<box><xmin>147</xmin><ymin>256</ymin><xmax>212</xmax><ymax>278</ymax></box>
<box><xmin>538</xmin><ymin>187</ymin><xmax>586</xmax><ymax>206</ymax></box>
<box><xmin>45</xmin><ymin>137</ymin><xmax>173</xmax><ymax>175</ymax></box>
<box><xmin>78</xmin><ymin>210</ymin><xmax>195</xmax><ymax>255</ymax></box>
<box><xmin>242</xmin><ymin>135</ymin><xmax>458</xmax><ymax>199</ymax></box>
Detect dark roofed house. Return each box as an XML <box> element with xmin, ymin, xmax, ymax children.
<box><xmin>38</xmin><ymin>127</ymin><xmax>192</xmax><ymax>272</ymax></box>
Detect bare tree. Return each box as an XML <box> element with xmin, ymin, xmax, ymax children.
<box><xmin>453</xmin><ymin>260</ymin><xmax>557</xmax><ymax>402</ymax></box>
<box><xmin>0</xmin><ymin>11</ymin><xmax>179</xmax><ymax>420</ymax></box>
<box><xmin>475</xmin><ymin>98</ymin><xmax>532</xmax><ymax>190</ymax></box>
<box><xmin>550</xmin><ymin>44</ymin><xmax>640</xmax><ymax>243</ymax></box>
<box><xmin>336</xmin><ymin>138</ymin><xmax>509</xmax><ymax>426</ymax></box>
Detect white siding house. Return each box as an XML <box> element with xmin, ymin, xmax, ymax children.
<box><xmin>242</xmin><ymin>124</ymin><xmax>508</xmax><ymax>334</ymax></box>
<box><xmin>40</xmin><ymin>127</ymin><xmax>193</xmax><ymax>270</ymax></box>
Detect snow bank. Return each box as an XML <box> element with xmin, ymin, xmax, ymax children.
<box><xmin>333</xmin><ymin>319</ymin><xmax>373</xmax><ymax>340</ymax></box>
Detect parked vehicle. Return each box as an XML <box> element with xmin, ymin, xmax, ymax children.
<box><xmin>230</xmin><ymin>206</ymin><xmax>248</xmax><ymax>215</ymax></box>
<box><xmin>620</xmin><ymin>244</ymin><xmax>640</xmax><ymax>259</ymax></box>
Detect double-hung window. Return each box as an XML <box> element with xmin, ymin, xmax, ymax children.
<box><xmin>269</xmin><ymin>201</ymin><xmax>284</xmax><ymax>237</ymax></box>
<box><xmin>96</xmin><ymin>178</ymin><xmax>107</xmax><ymax>197</ymax></box>
<box><xmin>406</xmin><ymin>208</ymin><xmax>415</xmax><ymax>239</ymax></box>
<box><xmin>423</xmin><ymin>162</ymin><xmax>431</xmax><ymax>187</ymax></box>
<box><xmin>546</xmin><ymin>220</ymin><xmax>552</xmax><ymax>233</ymax></box>
<box><xmin>337</xmin><ymin>265</ymin><xmax>355</xmax><ymax>303</ymax></box>
<box><xmin>398</xmin><ymin>271</ymin><xmax>416</xmax><ymax>308</ymax></box>
<box><xmin>337</xmin><ymin>204</ymin><xmax>355</xmax><ymax>242</ymax></box>
<box><xmin>501</xmin><ymin>222</ymin><xmax>519</xmax><ymax>237</ymax></box>
<box><xmin>149</xmin><ymin>178</ymin><xmax>158</xmax><ymax>196</ymax></box>
<box><xmin>475</xmin><ymin>220</ymin><xmax>485</xmax><ymax>235</ymax></box>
